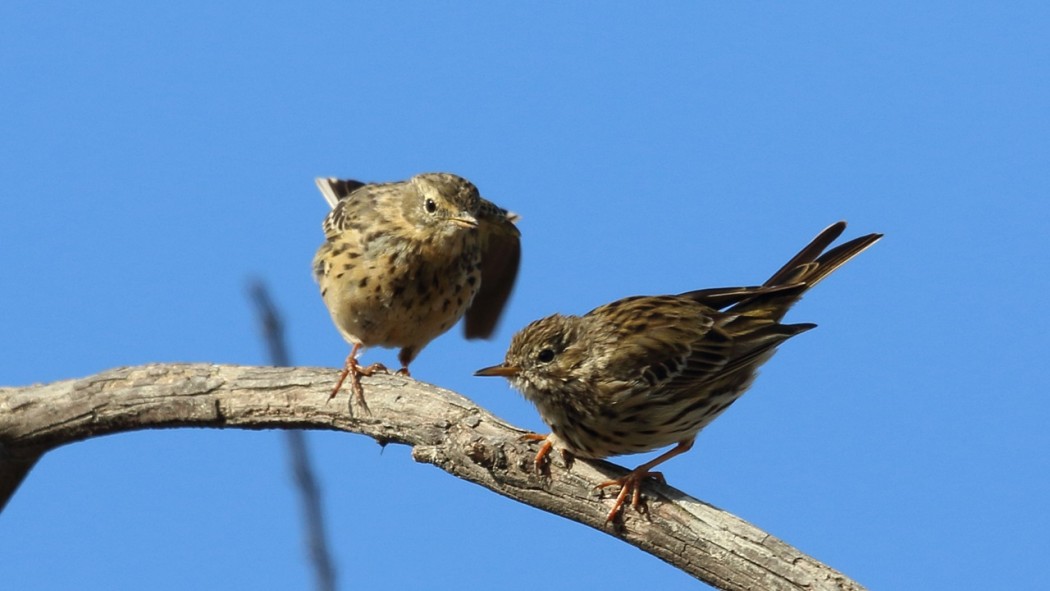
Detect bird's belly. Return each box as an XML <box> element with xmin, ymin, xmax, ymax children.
<box><xmin>324</xmin><ymin>262</ymin><xmax>477</xmax><ymax>350</ymax></box>
<box><xmin>543</xmin><ymin>384</ymin><xmax>752</xmax><ymax>460</ymax></box>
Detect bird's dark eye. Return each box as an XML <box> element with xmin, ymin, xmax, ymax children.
<box><xmin>537</xmin><ymin>349</ymin><xmax>555</xmax><ymax>363</ymax></box>
<box><xmin>424</xmin><ymin>198</ymin><xmax>438</xmax><ymax>213</ymax></box>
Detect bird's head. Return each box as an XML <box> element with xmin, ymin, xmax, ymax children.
<box><xmin>475</xmin><ymin>314</ymin><xmax>589</xmax><ymax>405</ymax></box>
<box><xmin>403</xmin><ymin>173</ymin><xmax>480</xmax><ymax>236</ymax></box>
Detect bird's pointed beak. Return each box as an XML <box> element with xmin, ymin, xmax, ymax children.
<box><xmin>474</xmin><ymin>364</ymin><xmax>520</xmax><ymax>377</ymax></box>
<box><xmin>449</xmin><ymin>213</ymin><xmax>479</xmax><ymax>229</ymax></box>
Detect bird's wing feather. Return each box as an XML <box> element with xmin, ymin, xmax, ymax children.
<box><xmin>589</xmin><ymin>297</ymin><xmax>733</xmax><ymax>399</ymax></box>
<box><xmin>679</xmin><ymin>283</ymin><xmax>806</xmax><ymax>310</ymax></box>
<box><xmin>315</xmin><ymin>177</ymin><xmax>367</xmax><ymax>209</ymax></box>
<box><xmin>318</xmin><ymin>180</ymin><xmax>381</xmax><ymax>240</ymax></box>
<box><xmin>464</xmin><ymin>201</ymin><xmax>522</xmax><ymax>339</ymax></box>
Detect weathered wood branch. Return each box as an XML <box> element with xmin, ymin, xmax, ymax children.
<box><xmin>0</xmin><ymin>363</ymin><xmax>864</xmax><ymax>591</ymax></box>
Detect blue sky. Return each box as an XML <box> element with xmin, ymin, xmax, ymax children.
<box><xmin>3</xmin><ymin>2</ymin><xmax>1049</xmax><ymax>589</ymax></box>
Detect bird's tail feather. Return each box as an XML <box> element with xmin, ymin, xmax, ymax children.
<box><xmin>732</xmin><ymin>221</ymin><xmax>882</xmax><ymax>321</ymax></box>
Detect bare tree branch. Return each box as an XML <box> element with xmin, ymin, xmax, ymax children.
<box><xmin>0</xmin><ymin>364</ymin><xmax>865</xmax><ymax>591</ymax></box>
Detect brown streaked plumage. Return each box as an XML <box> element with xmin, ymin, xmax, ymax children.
<box><xmin>476</xmin><ymin>221</ymin><xmax>881</xmax><ymax>521</ymax></box>
<box><xmin>314</xmin><ymin>172</ymin><xmax>520</xmax><ymax>410</ymax></box>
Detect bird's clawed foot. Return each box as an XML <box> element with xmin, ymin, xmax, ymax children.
<box><xmin>518</xmin><ymin>433</ymin><xmax>574</xmax><ymax>475</ymax></box>
<box><xmin>596</xmin><ymin>469</ymin><xmax>666</xmax><ymax>523</ymax></box>
<box><xmin>519</xmin><ymin>433</ymin><xmax>553</xmax><ymax>474</ymax></box>
<box><xmin>328</xmin><ymin>345</ymin><xmax>391</xmax><ymax>415</ymax></box>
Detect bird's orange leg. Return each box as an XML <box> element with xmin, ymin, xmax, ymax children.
<box><xmin>520</xmin><ymin>433</ymin><xmax>554</xmax><ymax>473</ymax></box>
<box><xmin>328</xmin><ymin>343</ymin><xmax>388</xmax><ymax>413</ymax></box>
<box><xmin>596</xmin><ymin>438</ymin><xmax>695</xmax><ymax>522</ymax></box>
<box><xmin>517</xmin><ymin>434</ymin><xmax>575</xmax><ymax>474</ymax></box>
